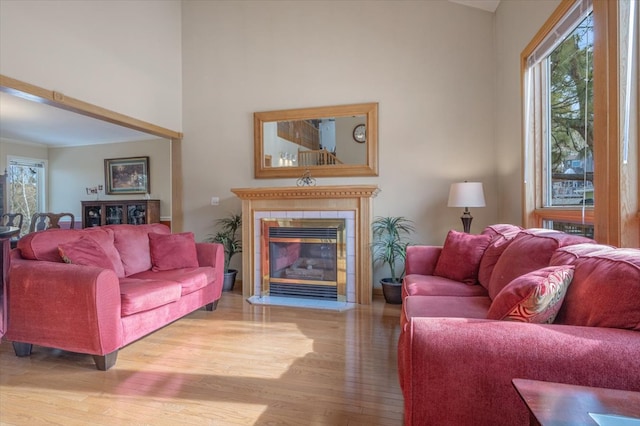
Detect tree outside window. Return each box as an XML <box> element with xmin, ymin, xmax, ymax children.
<box><xmin>547</xmin><ymin>13</ymin><xmax>594</xmax><ymax>208</ymax></box>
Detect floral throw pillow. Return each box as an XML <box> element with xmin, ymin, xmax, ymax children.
<box><xmin>487</xmin><ymin>265</ymin><xmax>574</xmax><ymax>324</ymax></box>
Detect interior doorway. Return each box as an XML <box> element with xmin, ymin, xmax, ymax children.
<box><xmin>0</xmin><ymin>74</ymin><xmax>184</xmax><ymax>231</ymax></box>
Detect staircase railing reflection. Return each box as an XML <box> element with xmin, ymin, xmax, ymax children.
<box><xmin>298</xmin><ymin>149</ymin><xmax>343</xmax><ymax>166</ymax></box>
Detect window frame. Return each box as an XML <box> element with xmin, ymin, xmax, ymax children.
<box><xmin>6</xmin><ymin>155</ymin><xmax>48</xmax><ymax>234</ymax></box>
<box><xmin>522</xmin><ymin>0</ymin><xmax>638</xmax><ymax>247</ymax></box>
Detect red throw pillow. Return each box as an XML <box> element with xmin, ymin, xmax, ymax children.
<box><xmin>487</xmin><ymin>265</ymin><xmax>574</xmax><ymax>324</ymax></box>
<box><xmin>58</xmin><ymin>236</ymin><xmax>115</xmax><ymax>271</ymax></box>
<box><xmin>477</xmin><ymin>224</ymin><xmax>523</xmax><ymax>289</ymax></box>
<box><xmin>149</xmin><ymin>232</ymin><xmax>199</xmax><ymax>271</ymax></box>
<box><xmin>433</xmin><ymin>230</ymin><xmax>492</xmax><ymax>285</ymax></box>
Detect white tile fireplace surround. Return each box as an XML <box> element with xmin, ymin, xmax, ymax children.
<box><xmin>231</xmin><ymin>185</ymin><xmax>379</xmax><ymax>305</ymax></box>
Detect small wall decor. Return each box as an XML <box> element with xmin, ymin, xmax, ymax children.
<box><xmin>296</xmin><ymin>169</ymin><xmax>316</xmax><ymax>187</ymax></box>
<box><xmin>104</xmin><ymin>156</ymin><xmax>150</xmax><ymax>195</ymax></box>
<box><xmin>85</xmin><ymin>184</ymin><xmax>104</xmax><ymax>200</ymax></box>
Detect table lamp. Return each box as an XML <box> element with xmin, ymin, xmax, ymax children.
<box><xmin>447</xmin><ymin>181</ymin><xmax>486</xmax><ymax>233</ymax></box>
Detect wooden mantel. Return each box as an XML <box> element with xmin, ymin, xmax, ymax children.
<box><xmin>231</xmin><ymin>185</ymin><xmax>379</xmax><ymax>304</ymax></box>
<box><xmin>231</xmin><ymin>185</ymin><xmax>379</xmax><ymax>200</ymax></box>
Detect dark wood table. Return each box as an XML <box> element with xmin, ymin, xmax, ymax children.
<box><xmin>513</xmin><ymin>378</ymin><xmax>640</xmax><ymax>426</ymax></box>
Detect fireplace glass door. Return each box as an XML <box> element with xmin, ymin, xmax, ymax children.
<box><xmin>262</xmin><ymin>218</ymin><xmax>346</xmax><ymax>300</ymax></box>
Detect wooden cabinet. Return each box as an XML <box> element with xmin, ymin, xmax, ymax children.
<box><xmin>81</xmin><ymin>200</ymin><xmax>160</xmax><ymax>228</ymax></box>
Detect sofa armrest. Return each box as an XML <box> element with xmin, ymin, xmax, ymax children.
<box><xmin>405</xmin><ymin>245</ymin><xmax>442</xmax><ymax>275</ymax></box>
<box><xmin>195</xmin><ymin>242</ymin><xmax>225</xmax><ymax>270</ymax></box>
<box><xmin>400</xmin><ymin>318</ymin><xmax>640</xmax><ymax>426</ymax></box>
<box><xmin>7</xmin><ymin>259</ymin><xmax>123</xmax><ymax>356</ymax></box>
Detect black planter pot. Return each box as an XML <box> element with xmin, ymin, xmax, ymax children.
<box><xmin>380</xmin><ymin>278</ymin><xmax>402</xmax><ymax>304</ymax></box>
<box><xmin>223</xmin><ymin>269</ymin><xmax>238</xmax><ymax>292</ymax></box>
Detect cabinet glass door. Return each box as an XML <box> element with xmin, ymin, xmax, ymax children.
<box><xmin>84</xmin><ymin>206</ymin><xmax>102</xmax><ymax>227</ymax></box>
<box><xmin>106</xmin><ymin>205</ymin><xmax>124</xmax><ymax>225</ymax></box>
<box><xmin>127</xmin><ymin>204</ymin><xmax>147</xmax><ymax>225</ymax></box>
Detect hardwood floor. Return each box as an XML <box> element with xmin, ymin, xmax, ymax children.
<box><xmin>0</xmin><ymin>290</ymin><xmax>404</xmax><ymax>425</ymax></box>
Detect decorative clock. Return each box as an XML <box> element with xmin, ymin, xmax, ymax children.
<box><xmin>352</xmin><ymin>124</ymin><xmax>366</xmax><ymax>143</ymax></box>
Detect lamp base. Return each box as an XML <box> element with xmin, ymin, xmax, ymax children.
<box><xmin>460</xmin><ymin>209</ymin><xmax>473</xmax><ymax>234</ymax></box>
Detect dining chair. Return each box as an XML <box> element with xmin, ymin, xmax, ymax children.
<box><xmin>29</xmin><ymin>212</ymin><xmax>76</xmax><ymax>233</ymax></box>
<box><xmin>1</xmin><ymin>213</ymin><xmax>24</xmax><ymax>230</ymax></box>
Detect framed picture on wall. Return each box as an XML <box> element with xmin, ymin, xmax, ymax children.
<box><xmin>104</xmin><ymin>156</ymin><xmax>150</xmax><ymax>195</ymax></box>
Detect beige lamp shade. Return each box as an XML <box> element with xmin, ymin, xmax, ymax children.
<box><xmin>447</xmin><ymin>182</ymin><xmax>486</xmax><ymax>208</ymax></box>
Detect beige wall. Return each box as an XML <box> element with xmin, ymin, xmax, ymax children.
<box><xmin>493</xmin><ymin>0</ymin><xmax>562</xmax><ymax>224</ymax></box>
<box><xmin>0</xmin><ymin>139</ymin><xmax>48</xmax><ymax>172</ymax></box>
<box><xmin>48</xmin><ymin>140</ymin><xmax>172</xmax><ymax>220</ymax></box>
<box><xmin>182</xmin><ymin>1</ymin><xmax>497</xmax><ymax>268</ymax></box>
<box><xmin>0</xmin><ymin>0</ymin><xmax>182</xmax><ymax>131</ymax></box>
<box><xmin>0</xmin><ymin>138</ymin><xmax>171</xmax><ymax>221</ymax></box>
<box><xmin>335</xmin><ymin>116</ymin><xmax>367</xmax><ymax>165</ymax></box>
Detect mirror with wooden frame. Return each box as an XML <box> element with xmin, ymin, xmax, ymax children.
<box><xmin>254</xmin><ymin>102</ymin><xmax>378</xmax><ymax>178</ymax></box>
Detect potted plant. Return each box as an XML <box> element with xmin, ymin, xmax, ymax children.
<box><xmin>371</xmin><ymin>216</ymin><xmax>415</xmax><ymax>304</ymax></box>
<box><xmin>209</xmin><ymin>212</ymin><xmax>242</xmax><ymax>292</ymax></box>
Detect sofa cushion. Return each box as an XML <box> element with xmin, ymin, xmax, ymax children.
<box><xmin>549</xmin><ymin>243</ymin><xmax>613</xmax><ymax>266</ymax></box>
<box><xmin>487</xmin><ymin>229</ymin><xmax>593</xmax><ymax>300</ymax></box>
<box><xmin>487</xmin><ymin>265</ymin><xmax>574</xmax><ymax>324</ymax></box>
<box><xmin>403</xmin><ymin>274</ymin><xmax>489</xmax><ymax>298</ymax></box>
<box><xmin>555</xmin><ymin>248</ymin><xmax>640</xmax><ymax>331</ymax></box>
<box><xmin>149</xmin><ymin>232</ymin><xmax>199</xmax><ymax>271</ymax></box>
<box><xmin>131</xmin><ymin>267</ymin><xmax>216</xmax><ymax>296</ymax></box>
<box><xmin>478</xmin><ymin>224</ymin><xmax>523</xmax><ymax>289</ymax></box>
<box><xmin>402</xmin><ymin>295</ymin><xmax>492</xmax><ymax>328</ymax></box>
<box><xmin>18</xmin><ymin>227</ymin><xmax>125</xmax><ymax>277</ymax></box>
<box><xmin>433</xmin><ymin>230</ymin><xmax>492</xmax><ymax>285</ymax></box>
<box><xmin>58</xmin><ymin>235</ymin><xmax>116</xmax><ymax>271</ymax></box>
<box><xmin>119</xmin><ymin>278</ymin><xmax>182</xmax><ymax>316</ymax></box>
<box><xmin>108</xmin><ymin>224</ymin><xmax>171</xmax><ymax>276</ymax></box>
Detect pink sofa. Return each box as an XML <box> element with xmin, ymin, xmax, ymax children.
<box><xmin>6</xmin><ymin>224</ymin><xmax>224</xmax><ymax>370</ymax></box>
<box><xmin>399</xmin><ymin>225</ymin><xmax>640</xmax><ymax>425</ymax></box>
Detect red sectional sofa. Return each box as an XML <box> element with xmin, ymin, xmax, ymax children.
<box><xmin>6</xmin><ymin>224</ymin><xmax>224</xmax><ymax>370</ymax></box>
<box><xmin>399</xmin><ymin>224</ymin><xmax>640</xmax><ymax>425</ymax></box>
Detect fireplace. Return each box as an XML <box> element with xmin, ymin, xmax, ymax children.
<box><xmin>261</xmin><ymin>218</ymin><xmax>346</xmax><ymax>301</ymax></box>
<box><xmin>232</xmin><ymin>185</ymin><xmax>379</xmax><ymax>304</ymax></box>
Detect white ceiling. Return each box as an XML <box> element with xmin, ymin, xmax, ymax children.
<box><xmin>0</xmin><ymin>91</ymin><xmax>158</xmax><ymax>147</ymax></box>
<box><xmin>448</xmin><ymin>0</ymin><xmax>500</xmax><ymax>13</ymax></box>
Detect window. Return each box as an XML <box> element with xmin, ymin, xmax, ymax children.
<box><xmin>7</xmin><ymin>156</ymin><xmax>47</xmax><ymax>235</ymax></box>
<box><xmin>545</xmin><ymin>13</ymin><xmax>594</xmax><ymax>209</ymax></box>
<box><xmin>523</xmin><ymin>0</ymin><xmax>639</xmax><ymax>246</ymax></box>
<box><xmin>619</xmin><ymin>0</ymin><xmax>637</xmax><ymax>168</ymax></box>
